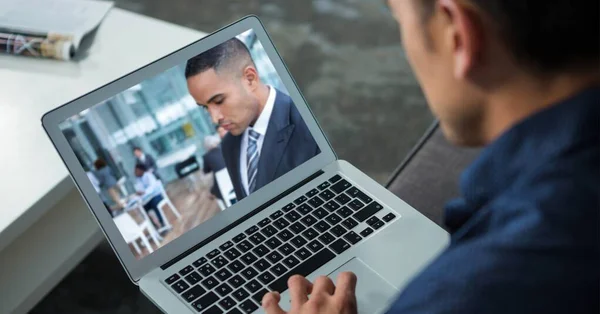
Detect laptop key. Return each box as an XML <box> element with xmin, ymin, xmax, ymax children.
<box><xmin>253</xmin><ymin>288</ymin><xmax>270</xmax><ymax>303</ymax></box>
<box><xmin>343</xmin><ymin>231</ymin><xmax>362</xmax><ymax>245</ymax></box>
<box><xmin>228</xmin><ymin>274</ymin><xmax>246</xmax><ymax>288</ymax></box>
<box><xmin>276</xmin><ymin>229</ymin><xmax>294</xmax><ymax>242</ymax></box>
<box><xmin>345</xmin><ymin>187</ymin><xmax>361</xmax><ymax>198</ymax></box>
<box><xmin>290</xmin><ymin>235</ymin><xmax>308</xmax><ymax>248</ymax></box>
<box><xmin>219</xmin><ymin>241</ymin><xmax>234</xmax><ymax>251</ymax></box>
<box><xmin>302</xmin><ymin>227</ymin><xmax>319</xmax><ymax>241</ymax></box>
<box><xmin>284</xmin><ymin>210</ymin><xmax>301</xmax><ymax>222</ymax></box>
<box><xmin>198</xmin><ymin>264</ymin><xmax>217</xmax><ymax>276</ymax></box>
<box><xmin>257</xmin><ymin>218</ymin><xmax>271</xmax><ymax>228</ymax></box>
<box><xmin>266</xmin><ymin>251</ymin><xmax>284</xmax><ymax>264</ymax></box>
<box><xmin>215</xmin><ymin>268</ymin><xmax>233</xmax><ymax>281</ymax></box>
<box><xmin>331</xmin><ymin>225</ymin><xmax>347</xmax><ymax>237</ymax></box>
<box><xmin>282</xmin><ymin>203</ymin><xmax>296</xmax><ymax>212</ymax></box>
<box><xmin>270</xmin><ymin>210</ymin><xmax>283</xmax><ymax>220</ymax></box>
<box><xmin>228</xmin><ymin>308</ymin><xmax>243</xmax><ymax>314</ymax></box>
<box><xmin>249</xmin><ymin>233</ymin><xmax>266</xmax><ymax>245</ymax></box>
<box><xmin>383</xmin><ymin>212</ymin><xmax>397</xmax><ymax>222</ymax></box>
<box><xmin>308</xmin><ymin>196</ymin><xmax>325</xmax><ymax>208</ymax></box>
<box><xmin>330</xmin><ymin>239</ymin><xmax>351</xmax><ymax>254</ymax></box>
<box><xmin>172</xmin><ymin>280</ymin><xmax>190</xmax><ymax>293</ymax></box>
<box><xmin>360</xmin><ymin>227</ymin><xmax>374</xmax><ymax>237</ymax></box>
<box><xmin>182</xmin><ymin>284</ymin><xmax>206</xmax><ymax>303</ymax></box>
<box><xmin>241</xmin><ymin>266</ymin><xmax>259</xmax><ymax>280</ymax></box>
<box><xmin>317</xmin><ymin>181</ymin><xmax>331</xmax><ymax>190</ymax></box>
<box><xmin>252</xmin><ymin>244</ymin><xmax>269</xmax><ymax>257</ymax></box>
<box><xmin>165</xmin><ymin>273</ymin><xmax>180</xmax><ymax>285</ymax></box>
<box><xmin>258</xmin><ymin>271</ymin><xmax>276</xmax><ymax>285</ymax></box>
<box><xmin>314</xmin><ymin>220</ymin><xmax>331</xmax><ymax>233</ymax></box>
<box><xmin>269</xmin><ymin>248</ymin><xmax>336</xmax><ymax>293</ymax></box>
<box><xmin>211</xmin><ymin>255</ymin><xmax>229</xmax><ymax>269</ymax></box>
<box><xmin>227</xmin><ymin>260</ymin><xmax>245</xmax><ymax>273</ymax></box>
<box><xmin>319</xmin><ymin>189</ymin><xmax>335</xmax><ymax>201</ymax></box>
<box><xmin>342</xmin><ymin>217</ymin><xmax>358</xmax><ymax>229</ymax></box>
<box><xmin>185</xmin><ymin>271</ymin><xmax>202</xmax><ymax>285</ymax></box>
<box><xmin>245</xmin><ymin>225</ymin><xmax>259</xmax><ymax>235</ymax></box>
<box><xmin>366</xmin><ymin>216</ymin><xmax>380</xmax><ymax>226</ymax></box>
<box><xmin>192</xmin><ymin>257</ymin><xmax>207</xmax><ymax>268</ymax></box>
<box><xmin>355</xmin><ymin>190</ymin><xmax>373</xmax><ymax>204</ymax></box>
<box><xmin>318</xmin><ymin>232</ymin><xmax>336</xmax><ymax>245</ymax></box>
<box><xmin>294</xmin><ymin>195</ymin><xmax>308</xmax><ymax>205</ymax></box>
<box><xmin>306</xmin><ymin>188</ymin><xmax>319</xmax><ymax>198</ymax></box>
<box><xmin>313</xmin><ymin>208</ymin><xmax>329</xmax><ymax>219</ymax></box>
<box><xmin>354</xmin><ymin>202</ymin><xmax>383</xmax><ymax>222</ymax></box>
<box><xmin>239</xmin><ymin>299</ymin><xmax>259</xmax><ymax>313</ymax></box>
<box><xmin>273</xmin><ymin>218</ymin><xmax>290</xmax><ymax>229</ymax></box>
<box><xmin>241</xmin><ymin>252</ymin><xmax>258</xmax><ymax>265</ymax></box>
<box><xmin>219</xmin><ymin>296</ymin><xmax>237</xmax><ymax>310</ymax></box>
<box><xmin>278</xmin><ymin>243</ymin><xmax>296</xmax><ymax>256</ymax></box>
<box><xmin>283</xmin><ymin>255</ymin><xmax>300</xmax><ymax>268</ymax></box>
<box><xmin>261</xmin><ymin>225</ymin><xmax>278</xmax><ymax>238</ymax></box>
<box><xmin>265</xmin><ymin>237</ymin><xmax>283</xmax><ymax>250</ymax></box>
<box><xmin>215</xmin><ymin>282</ymin><xmax>233</xmax><ymax>297</ymax></box>
<box><xmin>297</xmin><ymin>204</ymin><xmax>313</xmax><ymax>215</ymax></box>
<box><xmin>225</xmin><ymin>248</ymin><xmax>241</xmax><ymax>260</ymax></box>
<box><xmin>232</xmin><ymin>233</ymin><xmax>246</xmax><ymax>243</ymax></box>
<box><xmin>337</xmin><ymin>206</ymin><xmax>353</xmax><ymax>218</ymax></box>
<box><xmin>325</xmin><ymin>213</ymin><xmax>342</xmax><ymax>225</ymax></box>
<box><xmin>254</xmin><ymin>258</ymin><xmax>271</xmax><ymax>272</ymax></box>
<box><xmin>290</xmin><ymin>222</ymin><xmax>306</xmax><ymax>233</ymax></box>
<box><xmin>300</xmin><ymin>214</ymin><xmax>317</xmax><ymax>227</ymax></box>
<box><xmin>324</xmin><ymin>201</ymin><xmax>340</xmax><ymax>212</ymax></box>
<box><xmin>204</xmin><ymin>305</ymin><xmax>223</xmax><ymax>314</ymax></box>
<box><xmin>191</xmin><ymin>291</ymin><xmax>219</xmax><ymax>312</ymax></box>
<box><xmin>307</xmin><ymin>239</ymin><xmax>324</xmax><ymax>252</ymax></box>
<box><xmin>329</xmin><ymin>174</ymin><xmax>342</xmax><ymax>183</ymax></box>
<box><xmin>348</xmin><ymin>199</ymin><xmax>365</xmax><ymax>211</ymax></box>
<box><xmin>179</xmin><ymin>265</ymin><xmax>194</xmax><ymax>276</ymax></box>
<box><xmin>201</xmin><ymin>276</ymin><xmax>219</xmax><ymax>290</ymax></box>
<box><xmin>236</xmin><ymin>240</ymin><xmax>254</xmax><ymax>253</ymax></box>
<box><xmin>270</xmin><ymin>263</ymin><xmax>287</xmax><ymax>277</ymax></box>
<box><xmin>331</xmin><ymin>179</ymin><xmax>352</xmax><ymax>194</ymax></box>
<box><xmin>244</xmin><ymin>279</ymin><xmax>262</xmax><ymax>293</ymax></box>
<box><xmin>232</xmin><ymin>287</ymin><xmax>250</xmax><ymax>301</ymax></box>
<box><xmin>207</xmin><ymin>249</ymin><xmax>220</xmax><ymax>259</ymax></box>
<box><xmin>335</xmin><ymin>193</ymin><xmax>352</xmax><ymax>205</ymax></box>
<box><xmin>372</xmin><ymin>220</ymin><xmax>385</xmax><ymax>230</ymax></box>
<box><xmin>295</xmin><ymin>247</ymin><xmax>311</xmax><ymax>260</ymax></box>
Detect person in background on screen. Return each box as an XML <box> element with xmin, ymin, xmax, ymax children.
<box><xmin>134</xmin><ymin>164</ymin><xmax>166</xmax><ymax>230</ymax></box>
<box><xmin>261</xmin><ymin>0</ymin><xmax>599</xmax><ymax>313</ymax></box>
<box><xmin>93</xmin><ymin>158</ymin><xmax>123</xmax><ymax>211</ymax></box>
<box><xmin>133</xmin><ymin>146</ymin><xmax>161</xmax><ymax>181</ymax></box>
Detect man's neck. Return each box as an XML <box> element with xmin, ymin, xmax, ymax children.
<box><xmin>481</xmin><ymin>71</ymin><xmax>599</xmax><ymax>144</ymax></box>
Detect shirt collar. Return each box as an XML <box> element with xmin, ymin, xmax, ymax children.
<box><xmin>447</xmin><ymin>86</ymin><xmax>600</xmax><ymax>224</ymax></box>
<box><xmin>249</xmin><ymin>85</ymin><xmax>276</xmax><ymax>137</ymax></box>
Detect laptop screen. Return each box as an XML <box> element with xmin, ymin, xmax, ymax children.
<box><xmin>59</xmin><ymin>29</ymin><xmax>321</xmax><ymax>260</ymax></box>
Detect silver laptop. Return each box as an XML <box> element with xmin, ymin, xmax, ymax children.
<box><xmin>42</xmin><ymin>16</ymin><xmax>448</xmax><ymax>314</ymax></box>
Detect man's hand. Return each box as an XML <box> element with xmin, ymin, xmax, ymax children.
<box><xmin>262</xmin><ymin>272</ymin><xmax>358</xmax><ymax>314</ymax></box>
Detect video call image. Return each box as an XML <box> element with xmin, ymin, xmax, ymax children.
<box><xmin>59</xmin><ymin>29</ymin><xmax>321</xmax><ymax>260</ymax></box>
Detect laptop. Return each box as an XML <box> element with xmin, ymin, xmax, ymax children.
<box><xmin>42</xmin><ymin>16</ymin><xmax>448</xmax><ymax>314</ymax></box>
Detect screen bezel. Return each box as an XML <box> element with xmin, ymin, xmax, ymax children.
<box><xmin>41</xmin><ymin>15</ymin><xmax>336</xmax><ymax>282</ymax></box>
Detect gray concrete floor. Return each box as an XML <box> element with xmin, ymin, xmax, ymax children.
<box><xmin>30</xmin><ymin>0</ymin><xmax>433</xmax><ymax>313</ymax></box>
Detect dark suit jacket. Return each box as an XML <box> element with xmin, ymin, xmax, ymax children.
<box><xmin>136</xmin><ymin>153</ymin><xmax>160</xmax><ymax>180</ymax></box>
<box><xmin>221</xmin><ymin>89</ymin><xmax>321</xmax><ymax>201</ymax></box>
<box><xmin>202</xmin><ymin>146</ymin><xmax>227</xmax><ymax>199</ymax></box>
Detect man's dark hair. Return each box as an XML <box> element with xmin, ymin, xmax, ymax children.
<box><xmin>185</xmin><ymin>38</ymin><xmax>255</xmax><ymax>79</ymax></box>
<box><xmin>133</xmin><ymin>146</ymin><xmax>142</xmax><ymax>152</ymax></box>
<box><xmin>135</xmin><ymin>163</ymin><xmax>147</xmax><ymax>172</ymax></box>
<box><xmin>420</xmin><ymin>0</ymin><xmax>599</xmax><ymax>74</ymax></box>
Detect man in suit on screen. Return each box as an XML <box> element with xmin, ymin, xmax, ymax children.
<box><xmin>185</xmin><ymin>38</ymin><xmax>320</xmax><ymax>201</ymax></box>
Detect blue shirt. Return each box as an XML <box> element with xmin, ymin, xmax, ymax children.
<box><xmin>387</xmin><ymin>87</ymin><xmax>599</xmax><ymax>314</ymax></box>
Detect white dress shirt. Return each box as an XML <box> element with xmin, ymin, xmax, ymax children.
<box><xmin>240</xmin><ymin>86</ymin><xmax>276</xmax><ymax>195</ymax></box>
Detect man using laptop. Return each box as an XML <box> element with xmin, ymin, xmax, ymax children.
<box><xmin>185</xmin><ymin>38</ymin><xmax>320</xmax><ymax>201</ymax></box>
<box><xmin>262</xmin><ymin>0</ymin><xmax>599</xmax><ymax>313</ymax></box>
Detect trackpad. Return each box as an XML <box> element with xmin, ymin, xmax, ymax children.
<box><xmin>328</xmin><ymin>258</ymin><xmax>398</xmax><ymax>314</ymax></box>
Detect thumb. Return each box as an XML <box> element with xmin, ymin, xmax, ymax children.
<box><xmin>262</xmin><ymin>291</ymin><xmax>286</xmax><ymax>314</ymax></box>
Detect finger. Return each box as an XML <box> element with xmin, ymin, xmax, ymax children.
<box><xmin>334</xmin><ymin>272</ymin><xmax>358</xmax><ymax>304</ymax></box>
<box><xmin>312</xmin><ymin>275</ymin><xmax>336</xmax><ymax>295</ymax></box>
<box><xmin>262</xmin><ymin>292</ymin><xmax>285</xmax><ymax>314</ymax></box>
<box><xmin>288</xmin><ymin>275</ymin><xmax>312</xmax><ymax>308</ymax></box>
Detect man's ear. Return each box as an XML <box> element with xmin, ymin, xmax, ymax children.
<box><xmin>439</xmin><ymin>0</ymin><xmax>483</xmax><ymax>79</ymax></box>
<box><xmin>242</xmin><ymin>66</ymin><xmax>260</xmax><ymax>90</ymax></box>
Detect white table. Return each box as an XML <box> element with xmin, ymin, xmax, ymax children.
<box><xmin>0</xmin><ymin>8</ymin><xmax>205</xmax><ymax>313</ymax></box>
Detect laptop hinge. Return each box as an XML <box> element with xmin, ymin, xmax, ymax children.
<box><xmin>160</xmin><ymin>169</ymin><xmax>325</xmax><ymax>270</ymax></box>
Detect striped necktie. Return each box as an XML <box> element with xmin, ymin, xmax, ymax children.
<box><xmin>246</xmin><ymin>129</ymin><xmax>261</xmax><ymax>193</ymax></box>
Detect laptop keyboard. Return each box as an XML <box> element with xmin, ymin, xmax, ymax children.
<box><xmin>163</xmin><ymin>174</ymin><xmax>398</xmax><ymax>313</ymax></box>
